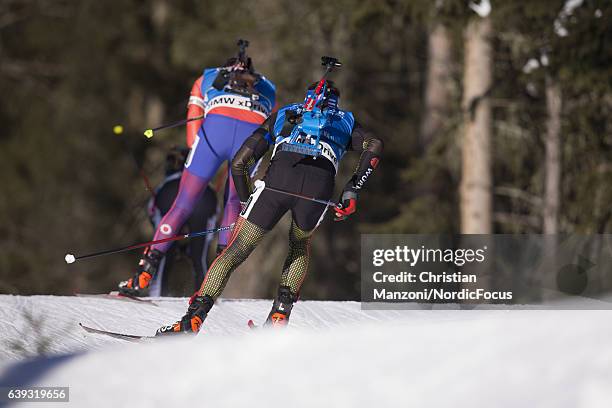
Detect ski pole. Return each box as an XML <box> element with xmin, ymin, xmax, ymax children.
<box><xmin>265</xmin><ymin>186</ymin><xmax>339</xmax><ymax>207</ymax></box>
<box><xmin>65</xmin><ymin>224</ymin><xmax>234</xmax><ymax>264</ymax></box>
<box><xmin>143</xmin><ymin>115</ymin><xmax>205</xmax><ymax>139</ymax></box>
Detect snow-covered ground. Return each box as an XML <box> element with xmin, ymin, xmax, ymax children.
<box><xmin>0</xmin><ymin>295</ymin><xmax>611</xmax><ymax>407</ymax></box>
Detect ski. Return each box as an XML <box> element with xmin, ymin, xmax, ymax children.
<box><xmin>79</xmin><ymin>323</ymin><xmax>156</xmax><ymax>342</ymax></box>
<box><xmin>75</xmin><ymin>291</ymin><xmax>158</xmax><ymax>306</ymax></box>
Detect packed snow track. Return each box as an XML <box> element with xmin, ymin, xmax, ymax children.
<box><xmin>0</xmin><ymin>295</ymin><xmax>610</xmax><ymax>407</ymax></box>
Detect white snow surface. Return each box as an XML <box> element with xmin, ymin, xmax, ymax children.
<box><xmin>0</xmin><ymin>295</ymin><xmax>611</xmax><ymax>407</ymax></box>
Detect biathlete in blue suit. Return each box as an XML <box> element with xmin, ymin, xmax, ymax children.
<box><xmin>119</xmin><ymin>41</ymin><xmax>276</xmax><ymax>296</ymax></box>
<box><xmin>157</xmin><ymin>57</ymin><xmax>383</xmax><ymax>335</ymax></box>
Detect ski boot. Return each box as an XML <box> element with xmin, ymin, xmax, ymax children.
<box><xmin>264</xmin><ymin>286</ymin><xmax>298</xmax><ymax>328</ymax></box>
<box><xmin>156</xmin><ymin>294</ymin><xmax>214</xmax><ymax>336</ymax></box>
<box><xmin>118</xmin><ymin>248</ymin><xmax>163</xmax><ymax>296</ymax></box>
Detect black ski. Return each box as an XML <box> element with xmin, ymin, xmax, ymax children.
<box><xmin>75</xmin><ymin>291</ymin><xmax>158</xmax><ymax>306</ymax></box>
<box><xmin>79</xmin><ymin>323</ymin><xmax>156</xmax><ymax>342</ymax></box>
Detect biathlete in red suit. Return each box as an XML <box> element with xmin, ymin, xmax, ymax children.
<box><xmin>119</xmin><ymin>48</ymin><xmax>276</xmax><ymax>296</ymax></box>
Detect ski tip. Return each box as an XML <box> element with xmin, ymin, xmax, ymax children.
<box><xmin>247</xmin><ymin>320</ymin><xmax>256</xmax><ymax>329</ymax></box>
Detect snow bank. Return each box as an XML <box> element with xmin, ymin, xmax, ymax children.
<box><xmin>0</xmin><ymin>296</ymin><xmax>611</xmax><ymax>407</ymax></box>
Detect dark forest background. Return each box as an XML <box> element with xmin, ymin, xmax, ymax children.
<box><xmin>0</xmin><ymin>0</ymin><xmax>610</xmax><ymax>299</ymax></box>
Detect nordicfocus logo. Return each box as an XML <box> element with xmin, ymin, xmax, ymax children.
<box><xmin>206</xmin><ymin>95</ymin><xmax>269</xmax><ymax>115</ymax></box>
<box><xmin>160</xmin><ymin>224</ymin><xmax>172</xmax><ymax>235</ymax></box>
<box><xmin>355</xmin><ymin>168</ymin><xmax>373</xmax><ymax>190</ymax></box>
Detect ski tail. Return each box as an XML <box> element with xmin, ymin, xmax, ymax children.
<box><xmin>75</xmin><ymin>292</ymin><xmax>158</xmax><ymax>306</ymax></box>
<box><xmin>79</xmin><ymin>323</ymin><xmax>155</xmax><ymax>342</ymax></box>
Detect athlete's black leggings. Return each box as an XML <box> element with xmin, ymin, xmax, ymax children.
<box><xmin>198</xmin><ymin>153</ymin><xmax>333</xmax><ymax>300</ymax></box>
<box><xmin>198</xmin><ymin>216</ymin><xmax>314</xmax><ymax>298</ymax></box>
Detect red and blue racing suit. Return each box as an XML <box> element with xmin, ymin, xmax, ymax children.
<box><xmin>150</xmin><ymin>68</ymin><xmax>276</xmax><ymax>252</ymax></box>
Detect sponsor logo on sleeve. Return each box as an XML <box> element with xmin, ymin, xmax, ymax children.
<box><xmin>355</xmin><ymin>168</ymin><xmax>373</xmax><ymax>190</ymax></box>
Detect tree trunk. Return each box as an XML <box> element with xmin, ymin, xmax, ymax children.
<box><xmin>541</xmin><ymin>75</ymin><xmax>562</xmax><ymax>299</ymax></box>
<box><xmin>460</xmin><ymin>17</ymin><xmax>493</xmax><ymax>234</ymax></box>
<box><xmin>421</xmin><ymin>23</ymin><xmax>452</xmax><ymax>147</ymax></box>
<box><xmin>543</xmin><ymin>75</ymin><xmax>561</xmax><ymax>234</ymax></box>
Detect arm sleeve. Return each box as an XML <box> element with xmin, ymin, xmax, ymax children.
<box><xmin>345</xmin><ymin>121</ymin><xmax>383</xmax><ymax>192</ymax></box>
<box><xmin>186</xmin><ymin>76</ymin><xmax>205</xmax><ymax>148</ymax></box>
<box><xmin>230</xmin><ymin>113</ymin><xmax>276</xmax><ymax>202</ymax></box>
